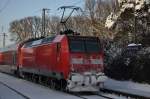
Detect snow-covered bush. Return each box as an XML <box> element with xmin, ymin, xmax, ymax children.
<box><xmin>130</xmin><ymin>47</ymin><xmax>150</xmax><ymax>84</ymax></box>
<box><xmin>105</xmin><ymin>46</ymin><xmax>150</xmax><ymax>84</ymax></box>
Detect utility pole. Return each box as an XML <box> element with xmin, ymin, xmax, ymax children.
<box><xmin>2</xmin><ymin>33</ymin><xmax>7</xmax><ymax>47</ymax></box>
<box><xmin>42</xmin><ymin>8</ymin><xmax>50</xmax><ymax>37</ymax></box>
<box><xmin>0</xmin><ymin>26</ymin><xmax>7</xmax><ymax>47</ymax></box>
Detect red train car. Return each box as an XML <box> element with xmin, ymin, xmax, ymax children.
<box><xmin>17</xmin><ymin>35</ymin><xmax>104</xmax><ymax>91</ymax></box>
<box><xmin>0</xmin><ymin>45</ymin><xmax>17</xmax><ymax>65</ymax></box>
<box><xmin>0</xmin><ymin>52</ymin><xmax>2</xmax><ymax>64</ymax></box>
<box><xmin>0</xmin><ymin>34</ymin><xmax>105</xmax><ymax>92</ymax></box>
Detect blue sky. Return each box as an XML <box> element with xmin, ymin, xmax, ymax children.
<box><xmin>0</xmin><ymin>0</ymin><xmax>84</xmax><ymax>32</ymax></box>
<box><xmin>0</xmin><ymin>0</ymin><xmax>84</xmax><ymax>47</ymax></box>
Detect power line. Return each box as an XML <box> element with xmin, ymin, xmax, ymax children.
<box><xmin>0</xmin><ymin>0</ymin><xmax>10</xmax><ymax>13</ymax></box>
<box><xmin>49</xmin><ymin>0</ymin><xmax>83</xmax><ymax>15</ymax></box>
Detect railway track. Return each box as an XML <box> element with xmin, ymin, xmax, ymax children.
<box><xmin>92</xmin><ymin>92</ymin><xmax>115</xmax><ymax>99</ymax></box>
<box><xmin>67</xmin><ymin>92</ymin><xmax>116</xmax><ymax>99</ymax></box>
<box><xmin>101</xmin><ymin>88</ymin><xmax>150</xmax><ymax>99</ymax></box>
<box><xmin>0</xmin><ymin>81</ymin><xmax>30</xmax><ymax>99</ymax></box>
<box><xmin>0</xmin><ymin>71</ymin><xmax>113</xmax><ymax>99</ymax></box>
<box><xmin>0</xmin><ymin>70</ymin><xmax>149</xmax><ymax>99</ymax></box>
<box><xmin>0</xmin><ymin>70</ymin><xmax>116</xmax><ymax>99</ymax></box>
<box><xmin>0</xmin><ymin>70</ymin><xmax>113</xmax><ymax>99</ymax></box>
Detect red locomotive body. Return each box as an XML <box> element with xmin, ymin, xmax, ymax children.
<box><xmin>0</xmin><ymin>34</ymin><xmax>105</xmax><ymax>92</ymax></box>
<box><xmin>19</xmin><ymin>35</ymin><xmax>70</xmax><ymax>79</ymax></box>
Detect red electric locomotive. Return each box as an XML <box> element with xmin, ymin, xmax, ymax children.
<box><xmin>0</xmin><ymin>6</ymin><xmax>106</xmax><ymax>92</ymax></box>
<box><xmin>0</xmin><ymin>34</ymin><xmax>105</xmax><ymax>92</ymax></box>
<box><xmin>15</xmin><ymin>34</ymin><xmax>104</xmax><ymax>91</ymax></box>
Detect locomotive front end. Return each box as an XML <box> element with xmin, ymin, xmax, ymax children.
<box><xmin>67</xmin><ymin>36</ymin><xmax>106</xmax><ymax>92</ymax></box>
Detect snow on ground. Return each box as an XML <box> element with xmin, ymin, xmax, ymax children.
<box><xmin>0</xmin><ymin>83</ymin><xmax>25</xmax><ymax>99</ymax></box>
<box><xmin>1</xmin><ymin>71</ymin><xmax>150</xmax><ymax>99</ymax></box>
<box><xmin>0</xmin><ymin>72</ymin><xmax>82</xmax><ymax>99</ymax></box>
<box><xmin>104</xmin><ymin>78</ymin><xmax>150</xmax><ymax>98</ymax></box>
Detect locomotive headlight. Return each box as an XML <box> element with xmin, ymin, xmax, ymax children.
<box><xmin>91</xmin><ymin>59</ymin><xmax>101</xmax><ymax>64</ymax></box>
<box><xmin>71</xmin><ymin>64</ymin><xmax>75</xmax><ymax>72</ymax></box>
<box><xmin>71</xmin><ymin>58</ymin><xmax>83</xmax><ymax>64</ymax></box>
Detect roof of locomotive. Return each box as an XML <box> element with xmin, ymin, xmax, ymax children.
<box><xmin>1</xmin><ymin>34</ymin><xmax>100</xmax><ymax>49</ymax></box>
<box><xmin>0</xmin><ymin>35</ymin><xmax>65</xmax><ymax>51</ymax></box>
<box><xmin>67</xmin><ymin>35</ymin><xmax>100</xmax><ymax>41</ymax></box>
<box><xmin>22</xmin><ymin>35</ymin><xmax>66</xmax><ymax>48</ymax></box>
<box><xmin>22</xmin><ymin>35</ymin><xmax>100</xmax><ymax>47</ymax></box>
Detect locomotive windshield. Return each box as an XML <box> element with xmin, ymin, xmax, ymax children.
<box><xmin>68</xmin><ymin>36</ymin><xmax>101</xmax><ymax>52</ymax></box>
<box><xmin>69</xmin><ymin>40</ymin><xmax>85</xmax><ymax>52</ymax></box>
<box><xmin>85</xmin><ymin>40</ymin><xmax>100</xmax><ymax>52</ymax></box>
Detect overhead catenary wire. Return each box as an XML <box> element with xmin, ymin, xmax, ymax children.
<box><xmin>47</xmin><ymin>0</ymin><xmax>84</xmax><ymax>16</ymax></box>
<box><xmin>0</xmin><ymin>0</ymin><xmax>10</xmax><ymax>13</ymax></box>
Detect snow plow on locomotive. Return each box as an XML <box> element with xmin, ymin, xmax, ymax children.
<box><xmin>0</xmin><ymin>34</ymin><xmax>105</xmax><ymax>92</ymax></box>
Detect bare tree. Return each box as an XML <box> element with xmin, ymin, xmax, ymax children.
<box><xmin>9</xmin><ymin>16</ymin><xmax>43</xmax><ymax>42</ymax></box>
<box><xmin>84</xmin><ymin>0</ymin><xmax>116</xmax><ymax>39</ymax></box>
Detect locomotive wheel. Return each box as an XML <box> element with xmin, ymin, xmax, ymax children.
<box><xmin>14</xmin><ymin>70</ymin><xmax>67</xmax><ymax>91</ymax></box>
<box><xmin>32</xmin><ymin>74</ymin><xmax>39</xmax><ymax>83</ymax></box>
<box><xmin>50</xmin><ymin>79</ymin><xmax>56</xmax><ymax>89</ymax></box>
<box><xmin>49</xmin><ymin>79</ymin><xmax>65</xmax><ymax>90</ymax></box>
<box><xmin>13</xmin><ymin>67</ymin><xmax>21</xmax><ymax>78</ymax></box>
<box><xmin>38</xmin><ymin>76</ymin><xmax>42</xmax><ymax>84</ymax></box>
<box><xmin>60</xmin><ymin>79</ymin><xmax>67</xmax><ymax>91</ymax></box>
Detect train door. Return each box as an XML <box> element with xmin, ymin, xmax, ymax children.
<box><xmin>51</xmin><ymin>43</ymin><xmax>61</xmax><ymax>72</ymax></box>
<box><xmin>12</xmin><ymin>51</ymin><xmax>17</xmax><ymax>65</ymax></box>
<box><xmin>56</xmin><ymin>43</ymin><xmax>61</xmax><ymax>66</ymax></box>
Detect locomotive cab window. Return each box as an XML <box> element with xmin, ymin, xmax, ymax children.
<box><xmin>85</xmin><ymin>40</ymin><xmax>100</xmax><ymax>52</ymax></box>
<box><xmin>69</xmin><ymin>40</ymin><xmax>85</xmax><ymax>52</ymax></box>
<box><xmin>68</xmin><ymin>37</ymin><xmax>101</xmax><ymax>53</ymax></box>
